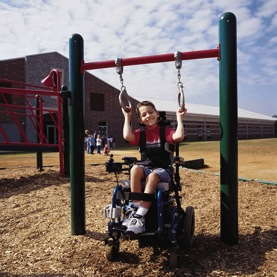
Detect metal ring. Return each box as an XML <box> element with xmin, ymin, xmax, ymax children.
<box><xmin>115</xmin><ymin>58</ymin><xmax>123</xmax><ymax>75</ymax></box>
<box><xmin>177</xmin><ymin>82</ymin><xmax>185</xmax><ymax>112</ymax></box>
<box><xmin>174</xmin><ymin>51</ymin><xmax>182</xmax><ymax>70</ymax></box>
<box><xmin>119</xmin><ymin>88</ymin><xmax>131</xmax><ymax>113</ymax></box>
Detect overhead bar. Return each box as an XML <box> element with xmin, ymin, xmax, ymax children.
<box><xmin>81</xmin><ymin>48</ymin><xmax>220</xmax><ymax>72</ymax></box>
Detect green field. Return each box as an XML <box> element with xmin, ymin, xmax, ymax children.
<box><xmin>1</xmin><ymin>138</ymin><xmax>277</xmax><ymax>182</ymax></box>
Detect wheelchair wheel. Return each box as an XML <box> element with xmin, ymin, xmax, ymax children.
<box><xmin>105</xmin><ymin>238</ymin><xmax>120</xmax><ymax>261</ymax></box>
<box><xmin>178</xmin><ymin>206</ymin><xmax>195</xmax><ymax>249</ymax></box>
<box><xmin>168</xmin><ymin>250</ymin><xmax>178</xmax><ymax>268</ymax></box>
<box><xmin>168</xmin><ymin>246</ymin><xmax>178</xmax><ymax>269</ymax></box>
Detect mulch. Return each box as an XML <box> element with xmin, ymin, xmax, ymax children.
<box><xmin>0</xmin><ymin>164</ymin><xmax>276</xmax><ymax>277</ymax></box>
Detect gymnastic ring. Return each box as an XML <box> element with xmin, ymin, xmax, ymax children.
<box><xmin>119</xmin><ymin>87</ymin><xmax>132</xmax><ymax>113</ymax></box>
<box><xmin>177</xmin><ymin>82</ymin><xmax>186</xmax><ymax>112</ymax></box>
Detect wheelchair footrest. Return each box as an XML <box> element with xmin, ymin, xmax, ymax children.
<box><xmin>103</xmin><ymin>204</ymin><xmax>122</xmax><ymax>219</ymax></box>
<box><xmin>124</xmin><ymin>192</ymin><xmax>156</xmax><ymax>201</ymax></box>
<box><xmin>113</xmin><ymin>225</ymin><xmax>127</xmax><ymax>232</ymax></box>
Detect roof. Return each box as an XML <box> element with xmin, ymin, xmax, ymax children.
<box><xmin>134</xmin><ymin>97</ymin><xmax>276</xmax><ymax>121</ymax></box>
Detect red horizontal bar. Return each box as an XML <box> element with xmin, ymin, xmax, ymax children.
<box><xmin>0</xmin><ymin>142</ymin><xmax>59</xmax><ymax>146</ymax></box>
<box><xmin>0</xmin><ymin>78</ymin><xmax>53</xmax><ymax>91</ymax></box>
<box><xmin>0</xmin><ymin>87</ymin><xmax>60</xmax><ymax>97</ymax></box>
<box><xmin>82</xmin><ymin>48</ymin><xmax>220</xmax><ymax>71</ymax></box>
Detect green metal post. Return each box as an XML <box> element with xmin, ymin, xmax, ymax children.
<box><xmin>61</xmin><ymin>85</ymin><xmax>70</xmax><ymax>176</ymax></box>
<box><xmin>69</xmin><ymin>34</ymin><xmax>85</xmax><ymax>235</ymax></box>
<box><xmin>36</xmin><ymin>95</ymin><xmax>42</xmax><ymax>171</ymax></box>
<box><xmin>219</xmin><ymin>12</ymin><xmax>238</xmax><ymax>245</ymax></box>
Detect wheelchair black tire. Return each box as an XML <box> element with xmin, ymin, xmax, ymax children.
<box><xmin>177</xmin><ymin>206</ymin><xmax>195</xmax><ymax>249</ymax></box>
<box><xmin>168</xmin><ymin>247</ymin><xmax>178</xmax><ymax>269</ymax></box>
<box><xmin>183</xmin><ymin>206</ymin><xmax>195</xmax><ymax>248</ymax></box>
<box><xmin>105</xmin><ymin>239</ymin><xmax>119</xmax><ymax>261</ymax></box>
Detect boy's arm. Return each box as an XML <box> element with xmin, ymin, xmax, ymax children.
<box><xmin>172</xmin><ymin>108</ymin><xmax>187</xmax><ymax>142</ymax></box>
<box><xmin>122</xmin><ymin>108</ymin><xmax>136</xmax><ymax>142</ymax></box>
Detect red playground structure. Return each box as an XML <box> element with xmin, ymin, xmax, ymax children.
<box><xmin>0</xmin><ymin>69</ymin><xmax>66</xmax><ymax>175</ymax></box>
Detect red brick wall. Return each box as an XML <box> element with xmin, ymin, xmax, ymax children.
<box><xmin>0</xmin><ymin>58</ymin><xmax>25</xmax><ymax>123</ymax></box>
<box><xmin>0</xmin><ymin>58</ymin><xmax>25</xmax><ymax>82</ymax></box>
<box><xmin>0</xmin><ymin>53</ymin><xmax>142</xmax><ymax>147</ymax></box>
<box><xmin>83</xmin><ymin>73</ymin><xmax>141</xmax><ymax>146</ymax></box>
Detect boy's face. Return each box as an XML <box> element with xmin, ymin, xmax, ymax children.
<box><xmin>138</xmin><ymin>105</ymin><xmax>159</xmax><ymax>129</ymax></box>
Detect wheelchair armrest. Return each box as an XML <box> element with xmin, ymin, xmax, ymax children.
<box><xmin>172</xmin><ymin>156</ymin><xmax>185</xmax><ymax>165</ymax></box>
<box><xmin>105</xmin><ymin>162</ymin><xmax>122</xmax><ymax>173</ymax></box>
<box><xmin>122</xmin><ymin>156</ymin><xmax>138</xmax><ymax>165</ymax></box>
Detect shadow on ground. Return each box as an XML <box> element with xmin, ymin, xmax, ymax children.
<box><xmin>86</xmin><ymin>227</ymin><xmax>277</xmax><ymax>276</ymax></box>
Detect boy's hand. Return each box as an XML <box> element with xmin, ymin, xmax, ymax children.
<box><xmin>121</xmin><ymin>108</ymin><xmax>132</xmax><ymax>120</ymax></box>
<box><xmin>176</xmin><ymin>107</ymin><xmax>187</xmax><ymax>118</ymax></box>
<box><xmin>122</xmin><ymin>108</ymin><xmax>135</xmax><ymax>142</ymax></box>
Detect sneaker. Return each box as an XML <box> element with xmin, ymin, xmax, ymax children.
<box><xmin>121</xmin><ymin>205</ymin><xmax>137</xmax><ymax>227</ymax></box>
<box><xmin>126</xmin><ymin>215</ymin><xmax>145</xmax><ymax>234</ymax></box>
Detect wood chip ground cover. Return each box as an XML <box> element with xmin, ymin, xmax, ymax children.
<box><xmin>0</xmin><ymin>163</ymin><xmax>276</xmax><ymax>277</ymax></box>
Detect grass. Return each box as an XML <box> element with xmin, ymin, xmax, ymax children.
<box><xmin>1</xmin><ymin>138</ymin><xmax>276</xmax><ymax>182</ymax></box>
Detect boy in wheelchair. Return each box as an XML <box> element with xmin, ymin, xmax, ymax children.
<box><xmin>121</xmin><ymin>100</ymin><xmax>187</xmax><ymax>235</ymax></box>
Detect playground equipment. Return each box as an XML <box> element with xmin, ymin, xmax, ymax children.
<box><xmin>0</xmin><ymin>69</ymin><xmax>68</xmax><ymax>175</ymax></box>
<box><xmin>115</xmin><ymin>50</ymin><xmax>186</xmax><ymax>114</ymax></box>
<box><xmin>68</xmin><ymin>12</ymin><xmax>238</xmax><ymax>246</ymax></box>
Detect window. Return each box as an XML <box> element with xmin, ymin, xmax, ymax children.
<box><xmin>198</xmin><ymin>125</ymin><xmax>202</xmax><ymax>138</ymax></box>
<box><xmin>206</xmin><ymin>125</ymin><xmax>211</xmax><ymax>138</ymax></box>
<box><xmin>90</xmin><ymin>93</ymin><xmax>104</xmax><ymax>111</ymax></box>
<box><xmin>98</xmin><ymin>122</ymin><xmax>107</xmax><ymax>137</ymax></box>
<box><xmin>0</xmin><ymin>82</ymin><xmax>12</xmax><ymax>104</ymax></box>
<box><xmin>0</xmin><ymin>93</ymin><xmax>12</xmax><ymax>104</ymax></box>
<box><xmin>47</xmin><ymin>125</ymin><xmax>57</xmax><ymax>144</ymax></box>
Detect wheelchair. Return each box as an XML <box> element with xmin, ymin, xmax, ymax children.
<box><xmin>103</xmin><ymin>143</ymin><xmax>195</xmax><ymax>268</ymax></box>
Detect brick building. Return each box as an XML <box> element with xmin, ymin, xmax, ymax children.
<box><xmin>0</xmin><ymin>52</ymin><xmax>276</xmax><ymax>149</ymax></box>
<box><xmin>0</xmin><ymin>52</ymin><xmax>140</xmax><ymax>147</ymax></box>
<box><xmin>137</xmin><ymin>98</ymin><xmax>277</xmax><ymax>141</ymax></box>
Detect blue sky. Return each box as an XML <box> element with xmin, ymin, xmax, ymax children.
<box><xmin>0</xmin><ymin>0</ymin><xmax>276</xmax><ymax>116</ymax></box>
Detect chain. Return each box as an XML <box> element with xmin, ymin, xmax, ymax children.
<box><xmin>115</xmin><ymin>58</ymin><xmax>126</xmax><ymax>92</ymax></box>
<box><xmin>174</xmin><ymin>51</ymin><xmax>185</xmax><ymax>112</ymax></box>
<box><xmin>174</xmin><ymin>51</ymin><xmax>182</xmax><ymax>83</ymax></box>
<box><xmin>177</xmin><ymin>69</ymin><xmax>182</xmax><ymax>84</ymax></box>
<box><xmin>115</xmin><ymin>58</ymin><xmax>131</xmax><ymax>112</ymax></box>
<box><xmin>118</xmin><ymin>72</ymin><xmax>125</xmax><ymax>91</ymax></box>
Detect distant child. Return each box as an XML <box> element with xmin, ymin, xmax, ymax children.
<box><xmin>85</xmin><ymin>135</ymin><xmax>91</xmax><ymax>154</ymax></box>
<box><xmin>90</xmin><ymin>135</ymin><xmax>95</xmax><ymax>154</ymax></box>
<box><xmin>84</xmin><ymin>129</ymin><xmax>90</xmax><ymax>152</ymax></box>
<box><xmin>96</xmin><ymin>134</ymin><xmax>102</xmax><ymax>154</ymax></box>
<box><xmin>103</xmin><ymin>144</ymin><xmax>110</xmax><ymax>156</ymax></box>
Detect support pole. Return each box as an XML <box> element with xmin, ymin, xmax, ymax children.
<box><xmin>219</xmin><ymin>12</ymin><xmax>238</xmax><ymax>245</ymax></box>
<box><xmin>61</xmin><ymin>85</ymin><xmax>70</xmax><ymax>176</ymax></box>
<box><xmin>36</xmin><ymin>95</ymin><xmax>42</xmax><ymax>171</ymax></box>
<box><xmin>69</xmin><ymin>34</ymin><xmax>85</xmax><ymax>235</ymax></box>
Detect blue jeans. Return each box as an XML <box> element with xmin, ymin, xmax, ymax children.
<box><xmin>97</xmin><ymin>145</ymin><xmax>101</xmax><ymax>154</ymax></box>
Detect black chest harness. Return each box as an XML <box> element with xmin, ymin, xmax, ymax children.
<box><xmin>138</xmin><ymin>126</ymin><xmax>173</xmax><ymax>169</ymax></box>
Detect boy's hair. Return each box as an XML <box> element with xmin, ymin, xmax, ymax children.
<box><xmin>136</xmin><ymin>101</ymin><xmax>157</xmax><ymax>117</ymax></box>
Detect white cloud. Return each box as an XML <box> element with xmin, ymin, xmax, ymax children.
<box><xmin>0</xmin><ymin>0</ymin><xmax>276</xmax><ymax>116</ymax></box>
<box><xmin>257</xmin><ymin>0</ymin><xmax>277</xmax><ymax>17</ymax></box>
